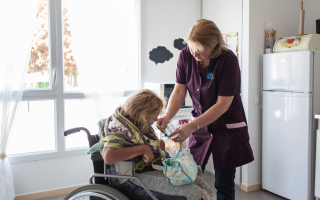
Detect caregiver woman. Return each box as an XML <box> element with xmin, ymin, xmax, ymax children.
<box><xmin>157</xmin><ymin>19</ymin><xmax>254</xmax><ymax>200</ymax></box>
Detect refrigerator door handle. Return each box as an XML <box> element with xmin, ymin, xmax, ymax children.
<box><xmin>263</xmin><ymin>89</ymin><xmax>308</xmax><ymax>93</ymax></box>
<box><xmin>262</xmin><ymin>89</ymin><xmax>289</xmax><ymax>92</ymax></box>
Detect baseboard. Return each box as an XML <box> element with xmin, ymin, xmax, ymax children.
<box><xmin>240</xmin><ymin>183</ymin><xmax>262</xmax><ymax>192</ymax></box>
<box><xmin>15</xmin><ymin>185</ymin><xmax>82</xmax><ymax>200</ymax></box>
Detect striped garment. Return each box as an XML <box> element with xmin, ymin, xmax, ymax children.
<box><xmin>101</xmin><ymin>107</ymin><xmax>166</xmax><ymax>171</ymax></box>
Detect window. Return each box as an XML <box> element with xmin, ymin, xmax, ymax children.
<box><xmin>8</xmin><ymin>0</ymin><xmax>139</xmax><ymax>162</ymax></box>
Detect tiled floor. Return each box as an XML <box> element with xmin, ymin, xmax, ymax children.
<box><xmin>38</xmin><ymin>171</ymin><xmax>287</xmax><ymax>200</ymax></box>
<box><xmin>202</xmin><ymin>172</ymin><xmax>287</xmax><ymax>200</ymax></box>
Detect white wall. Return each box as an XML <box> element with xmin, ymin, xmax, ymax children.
<box><xmin>241</xmin><ymin>0</ymin><xmax>250</xmax><ymax>186</ymax></box>
<box><xmin>203</xmin><ymin>0</ymin><xmax>242</xmax><ymax>66</ymax></box>
<box><xmin>11</xmin><ymin>155</ymin><xmax>93</xmax><ymax>196</ymax></box>
<box><xmin>304</xmin><ymin>0</ymin><xmax>320</xmax><ymax>34</ymax></box>
<box><xmin>241</xmin><ymin>0</ymin><xmax>320</xmax><ymax>187</ymax></box>
<box><xmin>203</xmin><ymin>0</ymin><xmax>242</xmax><ymax>34</ymax></box>
<box><xmin>140</xmin><ymin>0</ymin><xmax>199</xmax><ymax>89</ymax></box>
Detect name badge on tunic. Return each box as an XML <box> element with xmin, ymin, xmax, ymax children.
<box><xmin>207</xmin><ymin>72</ymin><xmax>214</xmax><ymax>79</ymax></box>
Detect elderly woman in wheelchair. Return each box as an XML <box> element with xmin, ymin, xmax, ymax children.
<box><xmin>64</xmin><ymin>89</ymin><xmax>214</xmax><ymax>200</ymax></box>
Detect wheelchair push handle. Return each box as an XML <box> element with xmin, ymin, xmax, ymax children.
<box><xmin>64</xmin><ymin>127</ymin><xmax>91</xmax><ymax>137</ymax></box>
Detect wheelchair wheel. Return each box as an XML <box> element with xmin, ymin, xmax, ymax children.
<box><xmin>64</xmin><ymin>184</ymin><xmax>129</xmax><ymax>200</ymax></box>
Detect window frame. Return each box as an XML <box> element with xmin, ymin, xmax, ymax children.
<box><xmin>8</xmin><ymin>0</ymin><xmax>141</xmax><ymax>164</ymax></box>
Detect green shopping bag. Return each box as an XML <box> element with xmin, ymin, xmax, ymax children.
<box><xmin>152</xmin><ymin>149</ymin><xmax>198</xmax><ymax>186</ymax></box>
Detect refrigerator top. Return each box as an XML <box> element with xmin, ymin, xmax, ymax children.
<box><xmin>263</xmin><ymin>51</ymin><xmax>314</xmax><ymax>92</ymax></box>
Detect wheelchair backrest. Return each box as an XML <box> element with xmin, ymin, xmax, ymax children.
<box><xmin>85</xmin><ymin>118</ymin><xmax>109</xmax><ymax>148</ymax></box>
<box><xmin>98</xmin><ymin>118</ymin><xmax>109</xmax><ymax>138</ymax></box>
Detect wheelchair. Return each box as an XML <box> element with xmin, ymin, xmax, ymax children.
<box><xmin>63</xmin><ymin>118</ymin><xmax>203</xmax><ymax>200</ymax></box>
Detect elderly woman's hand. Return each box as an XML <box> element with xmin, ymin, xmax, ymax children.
<box><xmin>169</xmin><ymin>122</ymin><xmax>197</xmax><ymax>143</ymax></box>
<box><xmin>142</xmin><ymin>145</ymin><xmax>154</xmax><ymax>164</ymax></box>
<box><xmin>159</xmin><ymin>139</ymin><xmax>165</xmax><ymax>151</ymax></box>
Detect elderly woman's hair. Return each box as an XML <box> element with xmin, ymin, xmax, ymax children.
<box><xmin>184</xmin><ymin>19</ymin><xmax>229</xmax><ymax>58</ymax></box>
<box><xmin>120</xmin><ymin>89</ymin><xmax>166</xmax><ymax>134</ymax></box>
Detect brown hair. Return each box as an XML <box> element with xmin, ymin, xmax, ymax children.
<box><xmin>184</xmin><ymin>19</ymin><xmax>229</xmax><ymax>58</ymax></box>
<box><xmin>120</xmin><ymin>89</ymin><xmax>166</xmax><ymax>134</ymax></box>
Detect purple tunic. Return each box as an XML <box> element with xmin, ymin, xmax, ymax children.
<box><xmin>176</xmin><ymin>47</ymin><xmax>254</xmax><ymax>169</ymax></box>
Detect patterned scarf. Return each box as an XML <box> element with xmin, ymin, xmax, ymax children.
<box><xmin>101</xmin><ymin>107</ymin><xmax>166</xmax><ymax>171</ymax></box>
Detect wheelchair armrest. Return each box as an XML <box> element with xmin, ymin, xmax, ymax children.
<box><xmin>90</xmin><ymin>153</ymin><xmax>141</xmax><ymax>163</ymax></box>
<box><xmin>91</xmin><ymin>154</ymin><xmax>104</xmax><ymax>161</ymax></box>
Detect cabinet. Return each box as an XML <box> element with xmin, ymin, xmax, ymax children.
<box><xmin>172</xmin><ymin>107</ymin><xmax>193</xmax><ymax>120</ymax></box>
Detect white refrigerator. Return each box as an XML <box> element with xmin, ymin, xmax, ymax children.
<box><xmin>262</xmin><ymin>51</ymin><xmax>320</xmax><ymax>200</ymax></box>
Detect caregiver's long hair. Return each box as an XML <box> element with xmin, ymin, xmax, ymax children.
<box><xmin>120</xmin><ymin>89</ymin><xmax>166</xmax><ymax>134</ymax></box>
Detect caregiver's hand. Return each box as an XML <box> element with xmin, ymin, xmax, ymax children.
<box><xmin>157</xmin><ymin>114</ymin><xmax>171</xmax><ymax>132</ymax></box>
<box><xmin>169</xmin><ymin>123</ymin><xmax>197</xmax><ymax>142</ymax></box>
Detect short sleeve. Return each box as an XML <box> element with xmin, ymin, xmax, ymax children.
<box><xmin>218</xmin><ymin>53</ymin><xmax>241</xmax><ymax>96</ymax></box>
<box><xmin>176</xmin><ymin>49</ymin><xmax>186</xmax><ymax>84</ymax></box>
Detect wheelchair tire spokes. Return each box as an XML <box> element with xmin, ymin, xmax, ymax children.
<box><xmin>63</xmin><ymin>184</ymin><xmax>129</xmax><ymax>200</ymax></box>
